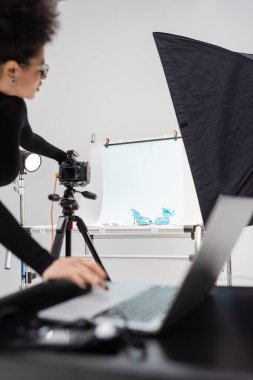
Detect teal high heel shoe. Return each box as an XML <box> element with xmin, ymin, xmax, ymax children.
<box><xmin>130</xmin><ymin>209</ymin><xmax>152</xmax><ymax>225</ymax></box>
<box><xmin>154</xmin><ymin>208</ymin><xmax>174</xmax><ymax>225</ymax></box>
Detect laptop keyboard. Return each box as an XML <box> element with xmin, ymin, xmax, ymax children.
<box><xmin>101</xmin><ymin>285</ymin><xmax>177</xmax><ymax>322</ymax></box>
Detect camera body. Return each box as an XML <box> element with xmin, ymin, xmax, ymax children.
<box><xmin>59</xmin><ymin>150</ymin><xmax>90</xmax><ymax>187</ymax></box>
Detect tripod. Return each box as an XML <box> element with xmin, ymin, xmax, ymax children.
<box><xmin>49</xmin><ymin>186</ymin><xmax>111</xmax><ymax>281</ymax></box>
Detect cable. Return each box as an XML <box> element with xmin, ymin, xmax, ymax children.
<box><xmin>50</xmin><ymin>173</ymin><xmax>59</xmax><ymax>252</ymax></box>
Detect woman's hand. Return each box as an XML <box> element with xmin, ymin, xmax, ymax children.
<box><xmin>42</xmin><ymin>257</ymin><xmax>107</xmax><ymax>290</ymax></box>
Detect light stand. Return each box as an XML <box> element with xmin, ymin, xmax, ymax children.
<box><xmin>4</xmin><ymin>150</ymin><xmax>42</xmax><ymax>290</ymax></box>
<box><xmin>227</xmin><ymin>257</ymin><xmax>232</xmax><ymax>286</ymax></box>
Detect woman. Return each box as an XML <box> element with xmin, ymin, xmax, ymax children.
<box><xmin>0</xmin><ymin>0</ymin><xmax>106</xmax><ymax>289</ymax></box>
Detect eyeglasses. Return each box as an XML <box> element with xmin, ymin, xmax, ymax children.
<box><xmin>19</xmin><ymin>62</ymin><xmax>49</xmax><ymax>79</ymax></box>
<box><xmin>38</xmin><ymin>63</ymin><xmax>49</xmax><ymax>79</ymax></box>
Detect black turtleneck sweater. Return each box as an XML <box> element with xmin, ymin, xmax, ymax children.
<box><xmin>0</xmin><ymin>92</ymin><xmax>67</xmax><ymax>275</ymax></box>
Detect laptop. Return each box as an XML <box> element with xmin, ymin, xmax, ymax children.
<box><xmin>39</xmin><ymin>195</ymin><xmax>253</xmax><ymax>334</ymax></box>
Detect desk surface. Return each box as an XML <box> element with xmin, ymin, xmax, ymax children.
<box><xmin>1</xmin><ymin>286</ymin><xmax>253</xmax><ymax>380</ymax></box>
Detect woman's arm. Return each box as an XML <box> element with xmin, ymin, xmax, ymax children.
<box><xmin>18</xmin><ymin>98</ymin><xmax>66</xmax><ymax>163</ymax></box>
<box><xmin>0</xmin><ymin>200</ymin><xmax>54</xmax><ymax>275</ymax></box>
<box><xmin>21</xmin><ymin>121</ymin><xmax>67</xmax><ymax>164</ymax></box>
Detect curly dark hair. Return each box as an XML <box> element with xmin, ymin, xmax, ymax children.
<box><xmin>0</xmin><ymin>0</ymin><xmax>59</xmax><ymax>64</ymax></box>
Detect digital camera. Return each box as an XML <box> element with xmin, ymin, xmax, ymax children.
<box><xmin>59</xmin><ymin>150</ymin><xmax>90</xmax><ymax>187</ymax></box>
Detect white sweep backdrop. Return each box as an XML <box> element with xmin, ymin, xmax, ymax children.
<box><xmin>97</xmin><ymin>139</ymin><xmax>184</xmax><ymax>225</ymax></box>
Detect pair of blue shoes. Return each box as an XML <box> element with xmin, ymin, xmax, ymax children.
<box><xmin>130</xmin><ymin>208</ymin><xmax>174</xmax><ymax>226</ymax></box>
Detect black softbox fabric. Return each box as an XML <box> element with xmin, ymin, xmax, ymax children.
<box><xmin>153</xmin><ymin>32</ymin><xmax>253</xmax><ymax>224</ymax></box>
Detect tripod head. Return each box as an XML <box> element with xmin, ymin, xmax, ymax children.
<box><xmin>49</xmin><ymin>186</ymin><xmax>97</xmax><ymax>213</ymax></box>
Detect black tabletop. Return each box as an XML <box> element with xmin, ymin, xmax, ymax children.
<box><xmin>0</xmin><ymin>286</ymin><xmax>253</xmax><ymax>380</ymax></box>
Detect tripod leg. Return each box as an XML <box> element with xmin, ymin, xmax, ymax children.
<box><xmin>51</xmin><ymin>216</ymin><xmax>68</xmax><ymax>259</ymax></box>
<box><xmin>75</xmin><ymin>216</ymin><xmax>111</xmax><ymax>281</ymax></box>
<box><xmin>66</xmin><ymin>227</ymin><xmax>72</xmax><ymax>257</ymax></box>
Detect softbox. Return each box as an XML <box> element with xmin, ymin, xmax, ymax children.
<box><xmin>153</xmin><ymin>32</ymin><xmax>253</xmax><ymax>224</ymax></box>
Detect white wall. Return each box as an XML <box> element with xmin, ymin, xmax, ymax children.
<box><xmin>1</xmin><ymin>0</ymin><xmax>253</xmax><ymax>295</ymax></box>
<box><xmin>15</xmin><ymin>0</ymin><xmax>253</xmax><ymax>225</ymax></box>
<box><xmin>26</xmin><ymin>0</ymin><xmax>253</xmax><ymax>225</ymax></box>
